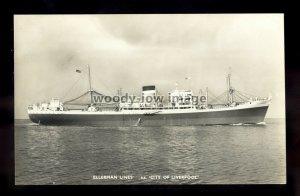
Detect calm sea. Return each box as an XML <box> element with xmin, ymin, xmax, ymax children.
<box><xmin>15</xmin><ymin>118</ymin><xmax>286</xmax><ymax>185</ymax></box>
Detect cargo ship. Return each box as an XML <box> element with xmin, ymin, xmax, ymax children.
<box><xmin>27</xmin><ymin>65</ymin><xmax>271</xmax><ymax>126</ymax></box>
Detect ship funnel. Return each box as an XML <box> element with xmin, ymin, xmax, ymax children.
<box><xmin>142</xmin><ymin>85</ymin><xmax>157</xmax><ymax>107</ymax></box>
<box><xmin>142</xmin><ymin>85</ymin><xmax>156</xmax><ymax>92</ymax></box>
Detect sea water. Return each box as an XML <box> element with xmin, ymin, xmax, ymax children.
<box><xmin>14</xmin><ymin>118</ymin><xmax>285</xmax><ymax>185</ymax></box>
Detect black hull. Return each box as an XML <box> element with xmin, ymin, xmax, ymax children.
<box><xmin>28</xmin><ymin>106</ymin><xmax>269</xmax><ymax>126</ymax></box>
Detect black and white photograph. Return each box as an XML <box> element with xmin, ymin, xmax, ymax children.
<box><xmin>14</xmin><ymin>14</ymin><xmax>285</xmax><ymax>185</ymax></box>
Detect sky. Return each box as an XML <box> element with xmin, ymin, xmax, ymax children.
<box><xmin>14</xmin><ymin>14</ymin><xmax>285</xmax><ymax>119</ymax></box>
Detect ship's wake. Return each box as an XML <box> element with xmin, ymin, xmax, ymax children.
<box><xmin>26</xmin><ymin>123</ymin><xmax>40</xmax><ymax>126</ymax></box>
<box><xmin>229</xmin><ymin>122</ymin><xmax>266</xmax><ymax>126</ymax></box>
<box><xmin>256</xmin><ymin>122</ymin><xmax>266</xmax><ymax>125</ymax></box>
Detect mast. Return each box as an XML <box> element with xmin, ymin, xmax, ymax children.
<box><xmin>88</xmin><ymin>64</ymin><xmax>93</xmax><ymax>104</ymax></box>
<box><xmin>206</xmin><ymin>87</ymin><xmax>208</xmax><ymax>108</ymax></box>
<box><xmin>227</xmin><ymin>67</ymin><xmax>233</xmax><ymax>105</ymax></box>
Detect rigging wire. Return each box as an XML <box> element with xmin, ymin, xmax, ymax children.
<box><xmin>61</xmin><ymin>73</ymin><xmax>86</xmax><ymax>102</ymax></box>
<box><xmin>209</xmin><ymin>91</ymin><xmax>228</xmax><ymax>104</ymax></box>
<box><xmin>235</xmin><ymin>90</ymin><xmax>257</xmax><ymax>98</ymax></box>
<box><xmin>63</xmin><ymin>91</ymin><xmax>90</xmax><ymax>104</ymax></box>
<box><xmin>234</xmin><ymin>93</ymin><xmax>247</xmax><ymax>102</ymax></box>
<box><xmin>61</xmin><ymin>64</ymin><xmax>111</xmax><ymax>105</ymax></box>
<box><xmin>91</xmin><ymin>69</ymin><xmax>114</xmax><ymax>96</ymax></box>
<box><xmin>63</xmin><ymin>87</ymin><xmax>107</xmax><ymax>104</ymax></box>
<box><xmin>235</xmin><ymin>90</ymin><xmax>251</xmax><ymax>100</ymax></box>
<box><xmin>207</xmin><ymin>90</ymin><xmax>218</xmax><ymax>100</ymax></box>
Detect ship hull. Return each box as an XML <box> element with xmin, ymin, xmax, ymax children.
<box><xmin>28</xmin><ymin>105</ymin><xmax>269</xmax><ymax>126</ymax></box>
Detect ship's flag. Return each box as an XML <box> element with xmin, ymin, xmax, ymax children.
<box><xmin>76</xmin><ymin>69</ymin><xmax>82</xmax><ymax>73</ymax></box>
<box><xmin>185</xmin><ymin>77</ymin><xmax>192</xmax><ymax>80</ymax></box>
